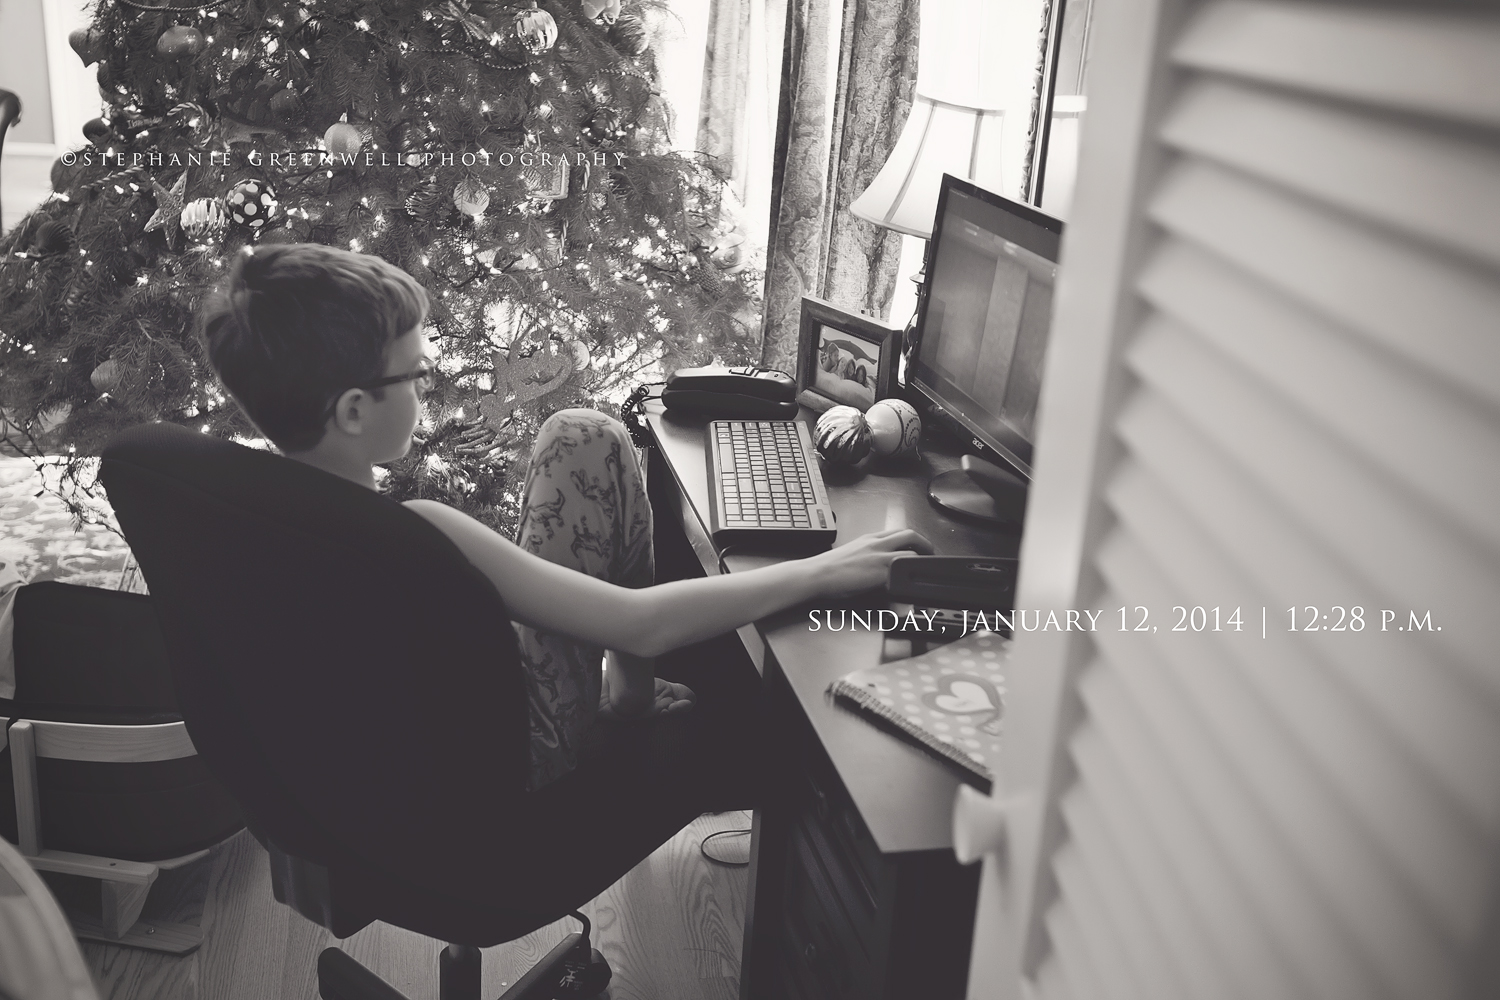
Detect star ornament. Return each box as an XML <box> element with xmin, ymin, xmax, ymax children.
<box><xmin>145</xmin><ymin>172</ymin><xmax>188</xmax><ymax>248</ymax></box>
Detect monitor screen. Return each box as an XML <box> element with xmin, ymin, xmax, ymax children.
<box><xmin>910</xmin><ymin>175</ymin><xmax>1064</xmax><ymax>479</ymax></box>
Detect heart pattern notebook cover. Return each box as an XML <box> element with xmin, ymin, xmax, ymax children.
<box><xmin>828</xmin><ymin>631</ymin><xmax>1008</xmax><ymax>782</ymax></box>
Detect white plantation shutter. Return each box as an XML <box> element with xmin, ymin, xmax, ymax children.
<box><xmin>972</xmin><ymin>2</ymin><xmax>1500</xmax><ymax>999</ymax></box>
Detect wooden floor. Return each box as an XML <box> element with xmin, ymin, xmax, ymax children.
<box><xmin>63</xmin><ymin>811</ymin><xmax>753</xmax><ymax>1000</ymax></box>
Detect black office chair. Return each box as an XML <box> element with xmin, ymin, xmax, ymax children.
<box><xmin>98</xmin><ymin>421</ymin><xmax>693</xmax><ymax>999</ymax></box>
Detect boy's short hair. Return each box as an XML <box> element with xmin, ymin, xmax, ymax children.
<box><xmin>200</xmin><ymin>243</ymin><xmax>429</xmax><ymax>452</ymax></box>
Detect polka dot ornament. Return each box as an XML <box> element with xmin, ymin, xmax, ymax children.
<box><xmin>227</xmin><ymin>179</ymin><xmax>279</xmax><ymax>230</ymax></box>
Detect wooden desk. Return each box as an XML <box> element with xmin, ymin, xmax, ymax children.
<box><xmin>645</xmin><ymin>403</ymin><xmax>1018</xmax><ymax>1000</ymax></box>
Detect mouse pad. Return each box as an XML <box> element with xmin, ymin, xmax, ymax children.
<box><xmin>829</xmin><ymin>630</ymin><xmax>1008</xmax><ymax>783</ymax></box>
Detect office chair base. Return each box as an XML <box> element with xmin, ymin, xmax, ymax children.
<box><xmin>497</xmin><ymin>931</ymin><xmax>610</xmax><ymax>999</ymax></box>
<box><xmin>440</xmin><ymin>944</ymin><xmax>481</xmax><ymax>1000</ymax></box>
<box><xmin>317</xmin><ymin>918</ymin><xmax>612</xmax><ymax>1000</ymax></box>
<box><xmin>319</xmin><ymin>948</ymin><xmax>412</xmax><ymax>1000</ymax></box>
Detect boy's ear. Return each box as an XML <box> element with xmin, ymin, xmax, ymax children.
<box><xmin>329</xmin><ymin>388</ymin><xmax>369</xmax><ymax>436</ymax></box>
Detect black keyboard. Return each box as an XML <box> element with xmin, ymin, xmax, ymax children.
<box><xmin>707</xmin><ymin>420</ymin><xmax>837</xmax><ymax>550</ymax></box>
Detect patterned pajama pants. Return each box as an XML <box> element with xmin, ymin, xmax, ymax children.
<box><xmin>512</xmin><ymin>408</ymin><xmax>654</xmax><ymax>789</ymax></box>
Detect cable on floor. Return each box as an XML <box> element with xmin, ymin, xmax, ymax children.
<box><xmin>700</xmin><ymin>827</ymin><xmax>752</xmax><ymax>866</ymax></box>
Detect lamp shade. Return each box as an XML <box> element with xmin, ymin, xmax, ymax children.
<box><xmin>850</xmin><ymin>93</ymin><xmax>1004</xmax><ymax>239</ymax></box>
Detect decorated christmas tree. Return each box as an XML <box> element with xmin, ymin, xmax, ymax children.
<box><xmin>0</xmin><ymin>0</ymin><xmax>759</xmax><ymax>534</ymax></box>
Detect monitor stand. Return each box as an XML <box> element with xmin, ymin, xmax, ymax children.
<box><xmin>927</xmin><ymin>455</ymin><xmax>1028</xmax><ymax>528</ymax></box>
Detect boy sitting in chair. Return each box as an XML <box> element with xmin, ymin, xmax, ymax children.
<box><xmin>199</xmin><ymin>243</ymin><xmax>931</xmax><ymax>790</ymax></box>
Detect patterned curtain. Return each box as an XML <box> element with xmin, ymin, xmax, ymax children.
<box><xmin>757</xmin><ymin>0</ymin><xmax>920</xmax><ymax>373</ymax></box>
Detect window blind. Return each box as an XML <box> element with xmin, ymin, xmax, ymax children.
<box><xmin>1015</xmin><ymin>3</ymin><xmax>1500</xmax><ymax>999</ymax></box>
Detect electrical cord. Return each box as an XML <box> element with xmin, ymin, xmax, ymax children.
<box><xmin>700</xmin><ymin>819</ymin><xmax>753</xmax><ymax>866</ymax></box>
<box><xmin>714</xmin><ymin>544</ymin><xmax>746</xmax><ymax>576</ymax></box>
<box><xmin>621</xmin><ymin>382</ymin><xmax>665</xmax><ymax>449</ymax></box>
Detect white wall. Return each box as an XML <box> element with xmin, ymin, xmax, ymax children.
<box><xmin>0</xmin><ymin>0</ymin><xmax>55</xmax><ymax>144</ymax></box>
<box><xmin>40</xmin><ymin>0</ymin><xmax>103</xmax><ymax>154</ymax></box>
<box><xmin>1</xmin><ymin>0</ymin><xmax>100</xmax><ymax>233</ymax></box>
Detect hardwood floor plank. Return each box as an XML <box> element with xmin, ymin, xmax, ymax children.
<box><xmin>276</xmin><ymin>907</ymin><xmax>327</xmax><ymax>1000</ymax></box>
<box><xmin>341</xmin><ymin>921</ymin><xmax>437</xmax><ymax>1000</ymax></box>
<box><xmin>589</xmin><ymin>812</ymin><xmax>751</xmax><ymax>1000</ymax></box>
<box><xmin>197</xmin><ymin>831</ymin><xmax>293</xmax><ymax>1000</ymax></box>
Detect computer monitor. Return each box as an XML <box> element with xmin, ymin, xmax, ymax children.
<box><xmin>907</xmin><ymin>174</ymin><xmax>1064</xmax><ymax>527</ymax></box>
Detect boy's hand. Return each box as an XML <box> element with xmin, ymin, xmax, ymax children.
<box><xmin>599</xmin><ymin>675</ymin><xmax>696</xmax><ymax>722</ymax></box>
<box><xmin>804</xmin><ymin>528</ymin><xmax>934</xmax><ymax>597</ymax></box>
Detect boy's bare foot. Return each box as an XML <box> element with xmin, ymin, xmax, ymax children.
<box><xmin>599</xmin><ymin>672</ymin><xmax>696</xmax><ymax>722</ymax></box>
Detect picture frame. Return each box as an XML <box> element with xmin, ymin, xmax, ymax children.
<box><xmin>795</xmin><ymin>297</ymin><xmax>901</xmax><ymax>413</ymax></box>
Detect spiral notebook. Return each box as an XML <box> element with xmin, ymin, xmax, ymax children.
<box><xmin>828</xmin><ymin>631</ymin><xmax>1009</xmax><ymax>782</ymax></box>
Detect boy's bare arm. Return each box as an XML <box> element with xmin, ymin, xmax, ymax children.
<box><xmin>403</xmin><ymin>499</ymin><xmax>930</xmax><ymax>657</ymax></box>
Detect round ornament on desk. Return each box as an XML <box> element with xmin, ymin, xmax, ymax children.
<box><xmin>864</xmin><ymin>398</ymin><xmax>921</xmax><ymax>457</ymax></box>
<box><xmin>156</xmin><ymin>26</ymin><xmax>205</xmax><ymax>64</ymax></box>
<box><xmin>180</xmin><ymin>197</ymin><xmax>228</xmax><ymax>243</ymax></box>
<box><xmin>323</xmin><ymin>121</ymin><xmax>363</xmax><ymax>157</ymax></box>
<box><xmin>453</xmin><ymin>177</ymin><xmax>490</xmax><ymax>217</ymax></box>
<box><xmin>814</xmin><ymin>405</ymin><xmax>873</xmax><ymax>465</ymax></box>
<box><xmin>226</xmin><ymin>179</ymin><xmax>278</xmax><ymax>229</ymax></box>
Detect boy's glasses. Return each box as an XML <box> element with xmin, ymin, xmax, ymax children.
<box><xmin>322</xmin><ymin>363</ymin><xmax>436</xmax><ymax>422</ymax></box>
<box><xmin>356</xmin><ymin>363</ymin><xmax>436</xmax><ymax>395</ymax></box>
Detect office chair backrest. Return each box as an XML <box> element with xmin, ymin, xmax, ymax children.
<box><xmin>100</xmin><ymin>422</ymin><xmax>529</xmax><ymax>892</ymax></box>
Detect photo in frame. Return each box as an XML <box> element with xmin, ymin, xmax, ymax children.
<box><xmin>795</xmin><ymin>297</ymin><xmax>901</xmax><ymax>413</ymax></box>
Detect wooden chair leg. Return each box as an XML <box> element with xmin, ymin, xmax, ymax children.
<box><xmin>102</xmin><ymin>877</ymin><xmax>156</xmax><ymax>938</ymax></box>
<box><xmin>25</xmin><ymin>852</ymin><xmax>201</xmax><ymax>954</ymax></box>
<box><xmin>4</xmin><ymin>715</ymin><xmax>226</xmax><ymax>956</ymax></box>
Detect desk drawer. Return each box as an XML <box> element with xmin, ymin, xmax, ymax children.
<box><xmin>782</xmin><ymin>820</ymin><xmax>868</xmax><ymax>1000</ymax></box>
<box><xmin>801</xmin><ymin>763</ymin><xmax>883</xmax><ymax>913</ymax></box>
<box><xmin>795</xmin><ymin>786</ymin><xmax>878</xmax><ymax>954</ymax></box>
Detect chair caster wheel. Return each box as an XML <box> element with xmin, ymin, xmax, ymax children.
<box><xmin>555</xmin><ymin>946</ymin><xmax>611</xmax><ymax>998</ymax></box>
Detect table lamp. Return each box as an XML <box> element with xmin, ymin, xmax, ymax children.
<box><xmin>850</xmin><ymin>92</ymin><xmax>1004</xmax><ymax>386</ymax></box>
